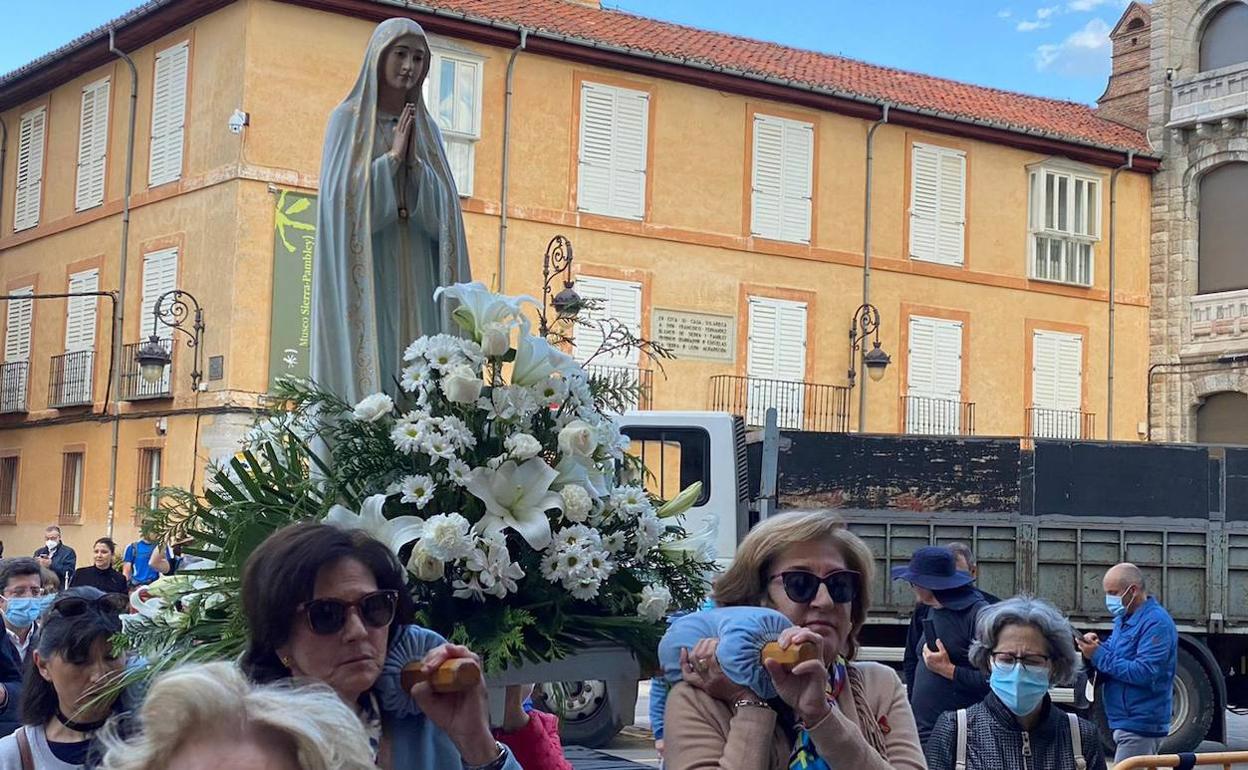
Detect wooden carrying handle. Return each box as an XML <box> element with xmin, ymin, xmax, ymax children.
<box><xmin>401</xmin><ymin>657</ymin><xmax>481</xmax><ymax>693</ymax></box>
<box><xmin>761</xmin><ymin>641</ymin><xmax>819</xmax><ymax>666</ymax></box>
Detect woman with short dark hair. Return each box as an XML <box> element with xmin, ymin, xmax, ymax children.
<box><xmin>240</xmin><ymin>522</ymin><xmax>519</xmax><ymax>770</ymax></box>
<box><xmin>71</xmin><ymin>540</ymin><xmax>127</xmax><ymax>595</ymax></box>
<box><xmin>0</xmin><ymin>586</ymin><xmax>133</xmax><ymax>769</ymax></box>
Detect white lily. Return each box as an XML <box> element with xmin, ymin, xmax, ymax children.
<box><xmin>465</xmin><ymin>458</ymin><xmax>562</xmax><ymax>550</ymax></box>
<box><xmin>660</xmin><ymin>513</ymin><xmax>719</xmax><ymax>563</ymax></box>
<box><xmin>323</xmin><ymin>494</ymin><xmax>427</xmax><ymax>554</ymax></box>
<box><xmin>512</xmin><ymin>333</ymin><xmax>577</xmax><ymax>387</ymax></box>
<box><xmin>551</xmin><ymin>455</ymin><xmax>609</xmax><ymax>499</ymax></box>
<box><xmin>433</xmin><ymin>282</ymin><xmax>537</xmax><ymax>344</ymax></box>
<box><xmin>656</xmin><ymin>481</ymin><xmax>703</xmax><ymax>518</ymax></box>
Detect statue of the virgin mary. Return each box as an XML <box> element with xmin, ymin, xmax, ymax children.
<box><xmin>310</xmin><ymin>18</ymin><xmax>472</xmax><ymax>405</ymax></box>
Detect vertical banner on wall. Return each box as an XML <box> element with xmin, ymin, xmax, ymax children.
<box><xmin>268</xmin><ymin>189</ymin><xmax>317</xmax><ymax>392</ymax></box>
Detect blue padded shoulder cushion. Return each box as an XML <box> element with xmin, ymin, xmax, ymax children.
<box><xmin>657</xmin><ymin>606</ymin><xmax>794</xmax><ymax>700</ymax></box>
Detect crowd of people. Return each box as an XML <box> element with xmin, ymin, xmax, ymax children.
<box><xmin>0</xmin><ymin>513</ymin><xmax>1182</xmax><ymax>770</ymax></box>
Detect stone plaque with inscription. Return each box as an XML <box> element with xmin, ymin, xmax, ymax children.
<box><xmin>654</xmin><ymin>309</ymin><xmax>735</xmax><ymax>362</ymax></box>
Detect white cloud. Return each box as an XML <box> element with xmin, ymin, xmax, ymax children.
<box><xmin>1036</xmin><ymin>5</ymin><xmax>1061</xmax><ymax>18</ymax></box>
<box><xmin>1017</xmin><ymin>18</ymin><xmax>1052</xmax><ymax>30</ymax></box>
<box><xmin>998</xmin><ymin>8</ymin><xmax>1013</xmax><ymax>18</ymax></box>
<box><xmin>1034</xmin><ymin>17</ymin><xmax>1113</xmax><ymax>76</ymax></box>
<box><xmin>1066</xmin><ymin>0</ymin><xmax>1128</xmax><ymax>11</ymax></box>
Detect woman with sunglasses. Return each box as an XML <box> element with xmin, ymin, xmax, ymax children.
<box><xmin>662</xmin><ymin>510</ymin><xmax>925</xmax><ymax>770</ymax></box>
<box><xmin>0</xmin><ymin>586</ymin><xmax>133</xmax><ymax>770</ymax></box>
<box><xmin>924</xmin><ymin>596</ymin><xmax>1106</xmax><ymax>770</ymax></box>
<box><xmin>239</xmin><ymin>523</ymin><xmax>519</xmax><ymax>770</ymax></box>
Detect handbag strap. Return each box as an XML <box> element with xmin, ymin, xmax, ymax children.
<box><xmin>1067</xmin><ymin>712</ymin><xmax>1086</xmax><ymax>770</ymax></box>
<box><xmin>955</xmin><ymin>709</ymin><xmax>968</xmax><ymax>770</ymax></box>
<box><xmin>16</xmin><ymin>726</ymin><xmax>35</xmax><ymax>770</ymax></box>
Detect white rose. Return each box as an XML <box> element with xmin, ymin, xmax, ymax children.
<box><xmin>560</xmin><ymin>484</ymin><xmax>593</xmax><ymax>523</ymax></box>
<box><xmin>352</xmin><ymin>393</ymin><xmax>394</xmax><ymax>422</ymax></box>
<box><xmin>506</xmin><ymin>433</ymin><xmax>543</xmax><ymax>460</ymax></box>
<box><xmin>637</xmin><ymin>584</ymin><xmax>672</xmax><ymax>622</ymax></box>
<box><xmin>407</xmin><ymin>542</ymin><xmax>445</xmax><ymax>581</ymax></box>
<box><xmin>481</xmin><ymin>323</ymin><xmax>511</xmax><ymax>358</ymax></box>
<box><xmin>558</xmin><ymin>420</ymin><xmax>598</xmax><ymax>459</ymax></box>
<box><xmin>441</xmin><ymin>365</ymin><xmax>484</xmax><ymax>404</ymax></box>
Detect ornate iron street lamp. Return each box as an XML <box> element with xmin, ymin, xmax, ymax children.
<box><xmin>538</xmin><ymin>235</ymin><xmax>583</xmax><ymax>337</ymax></box>
<box><xmin>847</xmin><ymin>303</ymin><xmax>890</xmax><ymax>431</ymax></box>
<box><xmin>135</xmin><ymin>289</ymin><xmax>205</xmax><ymax>390</ymax></box>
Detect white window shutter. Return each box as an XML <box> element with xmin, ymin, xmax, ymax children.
<box><xmin>14</xmin><ymin>108</ymin><xmax>47</xmax><ymax>232</ymax></box>
<box><xmin>747</xmin><ymin>297</ymin><xmax>807</xmax><ymax>429</ymax></box>
<box><xmin>64</xmin><ymin>270</ymin><xmax>100</xmax><ymax>353</ymax></box>
<box><xmin>141</xmin><ymin>248</ymin><xmax>179</xmax><ymax>340</ymax></box>
<box><xmin>1055</xmin><ymin>333</ymin><xmax>1083</xmax><ymax>411</ymax></box>
<box><xmin>578</xmin><ymin>84</ymin><xmax>615</xmax><ymax>216</ymax></box>
<box><xmin>76</xmin><ymin>79</ymin><xmax>110</xmax><ymax>211</ymax></box>
<box><xmin>907</xmin><ymin>316</ymin><xmax>937</xmax><ymax>395</ymax></box>
<box><xmin>780</xmin><ymin>121</ymin><xmax>813</xmax><ymax>243</ymax></box>
<box><xmin>612</xmin><ymin>88</ymin><xmax>648</xmax><ymax>220</ymax></box>
<box><xmin>4</xmin><ymin>287</ymin><xmax>34</xmax><ymax>363</ymax></box>
<box><xmin>936</xmin><ymin>150</ymin><xmax>966</xmax><ymax>265</ymax></box>
<box><xmin>751</xmin><ymin>116</ymin><xmax>784</xmax><ymax>239</ymax></box>
<box><xmin>578</xmin><ymin>83</ymin><xmax>648</xmax><ymax>220</ymax></box>
<box><xmin>149</xmin><ymin>42</ymin><xmax>189</xmax><ymax>187</ymax></box>
<box><xmin>572</xmin><ymin>276</ymin><xmax>642</xmax><ymax>367</ymax></box>
<box><xmin>932</xmin><ymin>320</ymin><xmax>963</xmax><ymax>399</ymax></box>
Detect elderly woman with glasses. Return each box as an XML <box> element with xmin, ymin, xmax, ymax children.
<box><xmin>925</xmin><ymin>595</ymin><xmax>1106</xmax><ymax>770</ymax></box>
<box><xmin>662</xmin><ymin>510</ymin><xmax>926</xmax><ymax>770</ymax></box>
<box><xmin>239</xmin><ymin>523</ymin><xmax>520</xmax><ymax>770</ymax></box>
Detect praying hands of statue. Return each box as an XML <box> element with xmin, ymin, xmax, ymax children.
<box><xmin>390</xmin><ymin>102</ymin><xmax>416</xmax><ymax>165</ymax></box>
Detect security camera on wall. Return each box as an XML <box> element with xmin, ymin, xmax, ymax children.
<box><xmin>228</xmin><ymin>109</ymin><xmax>249</xmax><ymax>134</ymax></box>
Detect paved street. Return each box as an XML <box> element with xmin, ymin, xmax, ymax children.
<box><xmin>588</xmin><ymin>682</ymin><xmax>1248</xmax><ymax>768</ymax></box>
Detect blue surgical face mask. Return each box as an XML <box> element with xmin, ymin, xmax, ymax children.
<box><xmin>990</xmin><ymin>661</ymin><xmax>1051</xmax><ymax>717</ymax></box>
<box><xmin>1105</xmin><ymin>586</ymin><xmax>1135</xmax><ymax>618</ymax></box>
<box><xmin>3</xmin><ymin>595</ymin><xmax>53</xmax><ymax>630</ymax></box>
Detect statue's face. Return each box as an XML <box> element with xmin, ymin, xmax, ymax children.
<box><xmin>380</xmin><ymin>35</ymin><xmax>428</xmax><ymax>95</ymax></box>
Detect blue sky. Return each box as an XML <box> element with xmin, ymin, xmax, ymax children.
<box><xmin>0</xmin><ymin>0</ymin><xmax>1134</xmax><ymax>105</ymax></box>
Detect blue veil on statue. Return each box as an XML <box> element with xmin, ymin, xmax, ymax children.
<box><xmin>311</xmin><ymin>17</ymin><xmax>472</xmax><ymax>406</ymax></box>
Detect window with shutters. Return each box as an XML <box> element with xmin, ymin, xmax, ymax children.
<box><xmin>573</xmin><ymin>276</ymin><xmax>644</xmax><ymax>410</ymax></box>
<box><xmin>149</xmin><ymin>41</ymin><xmax>189</xmax><ymax>188</ymax></box>
<box><xmin>909</xmin><ymin>143</ymin><xmax>966</xmax><ymax>266</ymax></box>
<box><xmin>423</xmin><ymin>48</ymin><xmax>483</xmax><ymax>197</ymax></box>
<box><xmin>3</xmin><ymin>286</ymin><xmax>33</xmax><ymax>414</ymax></box>
<box><xmin>135</xmin><ymin>447</ymin><xmax>162</xmax><ymax>524</ymax></box>
<box><xmin>577</xmin><ymin>81</ymin><xmax>649</xmax><ymax>220</ymax></box>
<box><xmin>76</xmin><ymin>78</ymin><xmax>110</xmax><ymax>211</ymax></box>
<box><xmin>56</xmin><ymin>270</ymin><xmax>99</xmax><ymax>407</ymax></box>
<box><xmin>0</xmin><ymin>456</ymin><xmax>17</xmax><ymax>523</ymax></box>
<box><xmin>13</xmin><ymin>107</ymin><xmax>47</xmax><ymax>232</ymax></box>
<box><xmin>751</xmin><ymin>114</ymin><xmax>813</xmax><ymax>244</ymax></box>
<box><xmin>1028</xmin><ymin>165</ymin><xmax>1100</xmax><ymax>287</ymax></box>
<box><xmin>59</xmin><ymin>452</ymin><xmax>84</xmax><ymax>524</ymax></box>
<box><xmin>1031</xmin><ymin>330</ymin><xmax>1084</xmax><ymax>438</ymax></box>
<box><xmin>746</xmin><ymin>297</ymin><xmax>808</xmax><ymax>429</ymax></box>
<box><xmin>134</xmin><ymin>248</ymin><xmax>178</xmax><ymax>396</ymax></box>
<box><xmin>905</xmin><ymin>316</ymin><xmax>964</xmax><ymax>434</ymax></box>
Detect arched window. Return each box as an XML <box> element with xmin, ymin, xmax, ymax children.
<box><xmin>1200</xmin><ymin>2</ymin><xmax>1248</xmax><ymax>72</ymax></box>
<box><xmin>1197</xmin><ymin>391</ymin><xmax>1248</xmax><ymax>444</ymax></box>
<box><xmin>1198</xmin><ymin>162</ymin><xmax>1248</xmax><ymax>294</ymax></box>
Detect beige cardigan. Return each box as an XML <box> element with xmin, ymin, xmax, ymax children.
<box><xmin>663</xmin><ymin>661</ymin><xmax>928</xmax><ymax>770</ymax></box>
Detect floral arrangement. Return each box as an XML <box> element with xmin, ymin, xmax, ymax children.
<box><xmin>122</xmin><ymin>282</ymin><xmax>715</xmax><ymax>676</ymax></box>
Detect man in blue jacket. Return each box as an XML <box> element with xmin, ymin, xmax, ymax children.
<box><xmin>1077</xmin><ymin>562</ymin><xmax>1178</xmax><ymax>764</ymax></box>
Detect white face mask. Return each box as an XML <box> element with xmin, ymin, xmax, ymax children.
<box><xmin>44</xmin><ymin>540</ymin><xmax>57</xmax><ymax>551</ymax></box>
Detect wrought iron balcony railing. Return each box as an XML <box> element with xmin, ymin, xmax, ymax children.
<box><xmin>901</xmin><ymin>395</ymin><xmax>976</xmax><ymax>436</ymax></box>
<box><xmin>48</xmin><ymin>351</ymin><xmax>94</xmax><ymax>409</ymax></box>
<box><xmin>581</xmin><ymin>364</ymin><xmax>653</xmax><ymax>411</ymax></box>
<box><xmin>708</xmin><ymin>374</ymin><xmax>850</xmax><ymax>433</ymax></box>
<box><xmin>0</xmin><ymin>361</ymin><xmax>29</xmax><ymax>414</ymax></box>
<box><xmin>1026</xmin><ymin>406</ymin><xmax>1095</xmax><ymax>440</ymax></box>
<box><xmin>121</xmin><ymin>340</ymin><xmax>173</xmax><ymax>400</ymax></box>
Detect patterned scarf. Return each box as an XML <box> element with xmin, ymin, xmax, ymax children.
<box><xmin>787</xmin><ymin>658</ymin><xmax>847</xmax><ymax>770</ymax></box>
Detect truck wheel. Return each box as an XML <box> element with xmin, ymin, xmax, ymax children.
<box><xmin>1092</xmin><ymin>647</ymin><xmax>1214</xmax><ymax>754</ymax></box>
<box><xmin>533</xmin><ymin>679</ymin><xmax>625</xmax><ymax>748</ymax></box>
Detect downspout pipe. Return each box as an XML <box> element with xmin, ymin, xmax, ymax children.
<box><xmin>106</xmin><ymin>26</ymin><xmax>138</xmax><ymax>538</ymax></box>
<box><xmin>0</xmin><ymin>117</ymin><xmax>7</xmax><ymax>234</ymax></box>
<box><xmin>1107</xmin><ymin>149</ymin><xmax>1134</xmax><ymax>441</ymax></box>
<box><xmin>858</xmin><ymin>103</ymin><xmax>889</xmax><ymax>433</ymax></box>
<box><xmin>497</xmin><ymin>28</ymin><xmax>528</xmax><ymax>292</ymax></box>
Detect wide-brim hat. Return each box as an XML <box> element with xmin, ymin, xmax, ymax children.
<box><xmin>890</xmin><ymin>546</ymin><xmax>975</xmax><ymax>590</ymax></box>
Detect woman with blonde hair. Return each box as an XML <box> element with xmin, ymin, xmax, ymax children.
<box><xmin>96</xmin><ymin>661</ymin><xmax>376</xmax><ymax>770</ymax></box>
<box><xmin>663</xmin><ymin>510</ymin><xmax>926</xmax><ymax>770</ymax></box>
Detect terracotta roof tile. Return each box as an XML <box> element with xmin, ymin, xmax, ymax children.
<box><xmin>417</xmin><ymin>0</ymin><xmax>1152</xmax><ymax>153</ymax></box>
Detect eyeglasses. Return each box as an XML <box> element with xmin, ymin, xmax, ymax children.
<box><xmin>990</xmin><ymin>651</ymin><xmax>1051</xmax><ymax>674</ymax></box>
<box><xmin>770</xmin><ymin>570</ymin><xmax>861</xmax><ymax>605</ymax></box>
<box><xmin>299</xmin><ymin>590</ymin><xmax>398</xmax><ymax>636</ymax></box>
<box><xmin>52</xmin><ymin>593</ymin><xmax>129</xmax><ymax>617</ymax></box>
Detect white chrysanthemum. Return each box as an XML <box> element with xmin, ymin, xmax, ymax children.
<box><xmin>553</xmin><ymin>524</ymin><xmax>603</xmax><ymax>550</ymax></box>
<box><xmin>439</xmin><ymin>416</ymin><xmax>477</xmax><ymax>449</ymax></box>
<box><xmin>419</xmin><ymin>512</ymin><xmax>474</xmax><ymax>561</ymax></box>
<box><xmin>352</xmin><ymin>393</ymin><xmax>394</xmax><ymax>422</ymax></box>
<box><xmin>424</xmin><ymin>335</ymin><xmax>463</xmax><ymax>371</ymax></box>
<box><xmin>601</xmin><ymin>531</ymin><xmax>627</xmax><ymax>554</ymax></box>
<box><xmin>458</xmin><ymin>338</ymin><xmax>486</xmax><ymax>366</ymax></box>
<box><xmin>421</xmin><ymin>434</ymin><xmax>458</xmax><ymax>463</ymax></box>
<box><xmin>391</xmin><ymin>422</ymin><xmax>423</xmax><ymax>454</ymax></box>
<box><xmin>634</xmin><ymin>511</ymin><xmax>665</xmax><ymax>555</ymax></box>
<box><xmin>637</xmin><ymin>584</ymin><xmax>673</xmax><ymax>622</ymax></box>
<box><xmin>400</xmin><ymin>362</ymin><xmax>432</xmax><ymax>393</ymax></box>
<box><xmin>399</xmin><ymin>474</ymin><xmax>436</xmax><ymax>508</ymax></box>
<box><xmin>559</xmin><ymin>485</ymin><xmax>593</xmax><ymax>523</ymax></box>
<box><xmin>403</xmin><ymin>338</ymin><xmax>429</xmax><ymax>363</ymax></box>
<box><xmin>534</xmin><ymin>376</ymin><xmax>569</xmax><ymax>405</ymax></box>
<box><xmin>446</xmin><ymin>458</ymin><xmax>472</xmax><ymax>487</ymax></box>
<box><xmin>568</xmin><ymin>577</ymin><xmax>602</xmax><ymax>601</ymax></box>
<box><xmin>505</xmin><ymin>433</ymin><xmax>543</xmax><ymax>460</ymax></box>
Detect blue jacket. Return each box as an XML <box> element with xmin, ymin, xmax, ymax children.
<box><xmin>1092</xmin><ymin>597</ymin><xmax>1177</xmax><ymax>737</ymax></box>
<box><xmin>375</xmin><ymin>625</ymin><xmax>521</xmax><ymax>770</ymax></box>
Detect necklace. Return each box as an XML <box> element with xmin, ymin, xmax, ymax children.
<box><xmin>55</xmin><ymin>709</ymin><xmax>108</xmax><ymax>733</ymax></box>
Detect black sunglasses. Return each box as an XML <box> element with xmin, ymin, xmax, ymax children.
<box><xmin>52</xmin><ymin>593</ymin><xmax>129</xmax><ymax>618</ymax></box>
<box><xmin>300</xmin><ymin>590</ymin><xmax>398</xmax><ymax>636</ymax></box>
<box><xmin>771</xmin><ymin>570</ymin><xmax>861</xmax><ymax>605</ymax></box>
